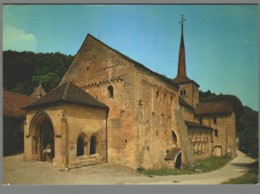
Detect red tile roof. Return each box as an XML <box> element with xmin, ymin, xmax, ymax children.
<box><xmin>195</xmin><ymin>101</ymin><xmax>233</xmax><ymax>115</ymax></box>
<box><xmin>3</xmin><ymin>90</ymin><xmax>36</xmax><ymax>118</ymax></box>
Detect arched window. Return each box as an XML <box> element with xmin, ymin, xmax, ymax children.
<box><xmin>107</xmin><ymin>85</ymin><xmax>114</xmax><ymax>98</ymax></box>
<box><xmin>172</xmin><ymin>131</ymin><xmax>177</xmax><ymax>145</ymax></box>
<box><xmin>90</xmin><ymin>135</ymin><xmax>98</xmax><ymax>155</ymax></box>
<box><xmin>180</xmin><ymin>90</ymin><xmax>183</xmax><ymax>95</ymax></box>
<box><xmin>77</xmin><ymin>134</ymin><xmax>87</xmax><ymax>156</ymax></box>
<box><xmin>183</xmin><ymin>90</ymin><xmax>186</xmax><ymax>95</ymax></box>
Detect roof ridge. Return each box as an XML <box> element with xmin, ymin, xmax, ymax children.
<box><xmin>86</xmin><ymin>34</ymin><xmax>178</xmax><ymax>89</ymax></box>
<box><xmin>62</xmin><ymin>82</ymin><xmax>70</xmax><ymax>100</ymax></box>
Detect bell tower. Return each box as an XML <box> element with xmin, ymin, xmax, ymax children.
<box><xmin>172</xmin><ymin>15</ymin><xmax>199</xmax><ymax>108</ymax></box>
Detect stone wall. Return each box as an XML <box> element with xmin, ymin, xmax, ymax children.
<box><xmin>188</xmin><ymin>127</ymin><xmax>213</xmax><ymax>160</ymax></box>
<box><xmin>62</xmin><ymin>104</ymin><xmax>107</xmax><ymax>168</ymax></box>
<box><xmin>195</xmin><ymin>112</ymin><xmax>236</xmax><ymax>157</ymax></box>
<box><xmin>24</xmin><ymin>104</ymin><xmax>107</xmax><ymax>169</ymax></box>
<box><xmin>178</xmin><ymin>82</ymin><xmax>199</xmax><ymax>108</ymax></box>
<box><xmin>60</xmin><ymin>35</ymin><xmax>137</xmax><ymax>168</ymax></box>
<box><xmin>180</xmin><ymin>105</ymin><xmax>194</xmax><ymax>122</ymax></box>
<box><xmin>133</xmin><ymin>66</ymin><xmax>194</xmax><ymax>169</ymax></box>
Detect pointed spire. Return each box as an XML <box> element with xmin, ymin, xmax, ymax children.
<box><xmin>173</xmin><ymin>15</ymin><xmax>190</xmax><ymax>83</ymax></box>
<box><xmin>177</xmin><ymin>15</ymin><xmax>187</xmax><ymax>79</ymax></box>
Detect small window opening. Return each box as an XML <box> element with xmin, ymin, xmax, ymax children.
<box><xmin>107</xmin><ymin>85</ymin><xmax>114</xmax><ymax>98</ymax></box>
<box><xmin>156</xmin><ymin>91</ymin><xmax>159</xmax><ymax>99</ymax></box>
<box><xmin>214</xmin><ymin>129</ymin><xmax>218</xmax><ymax>137</ymax></box>
<box><xmin>77</xmin><ymin>134</ymin><xmax>86</xmax><ymax>156</ymax></box>
<box><xmin>90</xmin><ymin>135</ymin><xmax>98</xmax><ymax>155</ymax></box>
<box><xmin>172</xmin><ymin>131</ymin><xmax>177</xmax><ymax>145</ymax></box>
<box><xmin>213</xmin><ymin>117</ymin><xmax>217</xmax><ymax>124</ymax></box>
<box><xmin>199</xmin><ymin>118</ymin><xmax>203</xmax><ymax>125</ymax></box>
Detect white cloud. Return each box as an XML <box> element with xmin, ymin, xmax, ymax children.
<box><xmin>3</xmin><ymin>25</ymin><xmax>37</xmax><ymax>52</ymax></box>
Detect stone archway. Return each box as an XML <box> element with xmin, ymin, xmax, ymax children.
<box><xmin>30</xmin><ymin>111</ymin><xmax>55</xmax><ymax>162</ymax></box>
<box><xmin>175</xmin><ymin>152</ymin><xmax>182</xmax><ymax>169</ymax></box>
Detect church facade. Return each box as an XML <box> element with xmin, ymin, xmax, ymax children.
<box><xmin>23</xmin><ymin>21</ymin><xmax>236</xmax><ymax>170</ymax></box>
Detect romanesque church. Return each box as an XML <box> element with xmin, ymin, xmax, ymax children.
<box><xmin>23</xmin><ymin>19</ymin><xmax>237</xmax><ymax>170</ymax></box>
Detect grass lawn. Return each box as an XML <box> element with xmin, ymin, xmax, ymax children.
<box><xmin>222</xmin><ymin>161</ymin><xmax>258</xmax><ymax>184</ymax></box>
<box><xmin>137</xmin><ymin>156</ymin><xmax>232</xmax><ymax>176</ymax></box>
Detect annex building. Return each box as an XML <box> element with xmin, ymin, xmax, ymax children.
<box><xmin>23</xmin><ymin>19</ymin><xmax>237</xmax><ymax>170</ymax></box>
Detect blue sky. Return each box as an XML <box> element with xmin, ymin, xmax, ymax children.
<box><xmin>2</xmin><ymin>5</ymin><xmax>259</xmax><ymax>111</ymax></box>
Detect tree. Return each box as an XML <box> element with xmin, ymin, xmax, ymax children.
<box><xmin>3</xmin><ymin>50</ymin><xmax>74</xmax><ymax>95</ymax></box>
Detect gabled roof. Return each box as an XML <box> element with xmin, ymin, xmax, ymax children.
<box><xmin>31</xmin><ymin>83</ymin><xmax>46</xmax><ymax>99</ymax></box>
<box><xmin>185</xmin><ymin>121</ymin><xmax>212</xmax><ymax>130</ymax></box>
<box><xmin>23</xmin><ymin>82</ymin><xmax>109</xmax><ymax>110</ymax></box>
<box><xmin>60</xmin><ymin>34</ymin><xmax>179</xmax><ymax>90</ymax></box>
<box><xmin>3</xmin><ymin>90</ymin><xmax>36</xmax><ymax>118</ymax></box>
<box><xmin>195</xmin><ymin>101</ymin><xmax>233</xmax><ymax>115</ymax></box>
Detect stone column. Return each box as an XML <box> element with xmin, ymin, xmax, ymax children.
<box><xmin>61</xmin><ymin>111</ymin><xmax>69</xmax><ymax>169</ymax></box>
<box><xmin>23</xmin><ymin>118</ymin><xmax>32</xmax><ymax>161</ymax></box>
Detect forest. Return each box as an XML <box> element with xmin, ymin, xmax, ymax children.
<box><xmin>3</xmin><ymin>50</ymin><xmax>258</xmax><ymax>159</ymax></box>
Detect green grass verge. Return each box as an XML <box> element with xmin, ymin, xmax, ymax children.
<box><xmin>222</xmin><ymin>162</ymin><xmax>258</xmax><ymax>184</ymax></box>
<box><xmin>137</xmin><ymin>156</ymin><xmax>232</xmax><ymax>176</ymax></box>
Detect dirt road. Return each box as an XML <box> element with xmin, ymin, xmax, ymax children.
<box><xmin>3</xmin><ymin>150</ymin><xmax>255</xmax><ymax>185</ymax></box>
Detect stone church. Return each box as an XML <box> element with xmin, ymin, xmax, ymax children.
<box><xmin>23</xmin><ymin>18</ymin><xmax>237</xmax><ymax>170</ymax></box>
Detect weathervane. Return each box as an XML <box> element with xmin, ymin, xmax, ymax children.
<box><xmin>179</xmin><ymin>14</ymin><xmax>186</xmax><ymax>30</ymax></box>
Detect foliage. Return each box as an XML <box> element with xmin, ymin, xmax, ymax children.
<box><xmin>238</xmin><ymin>106</ymin><xmax>259</xmax><ymax>158</ymax></box>
<box><xmin>137</xmin><ymin>156</ymin><xmax>231</xmax><ymax>176</ymax></box>
<box><xmin>222</xmin><ymin>161</ymin><xmax>258</xmax><ymax>184</ymax></box>
<box><xmin>199</xmin><ymin>90</ymin><xmax>258</xmax><ymax>159</ymax></box>
<box><xmin>194</xmin><ymin>156</ymin><xmax>231</xmax><ymax>173</ymax></box>
<box><xmin>3</xmin><ymin>50</ymin><xmax>74</xmax><ymax>95</ymax></box>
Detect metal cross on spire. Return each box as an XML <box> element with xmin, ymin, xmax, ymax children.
<box><xmin>179</xmin><ymin>14</ymin><xmax>186</xmax><ymax>30</ymax></box>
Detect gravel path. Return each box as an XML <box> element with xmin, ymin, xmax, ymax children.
<box><xmin>3</xmin><ymin>150</ymin><xmax>255</xmax><ymax>185</ymax></box>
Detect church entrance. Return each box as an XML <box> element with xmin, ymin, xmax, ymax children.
<box><xmin>39</xmin><ymin>118</ymin><xmax>55</xmax><ymax>162</ymax></box>
<box><xmin>175</xmin><ymin>153</ymin><xmax>182</xmax><ymax>169</ymax></box>
<box><xmin>31</xmin><ymin>112</ymin><xmax>55</xmax><ymax>162</ymax></box>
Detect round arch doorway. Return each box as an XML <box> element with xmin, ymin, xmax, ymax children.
<box><xmin>175</xmin><ymin>152</ymin><xmax>182</xmax><ymax>169</ymax></box>
<box><xmin>32</xmin><ymin>113</ymin><xmax>55</xmax><ymax>162</ymax></box>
